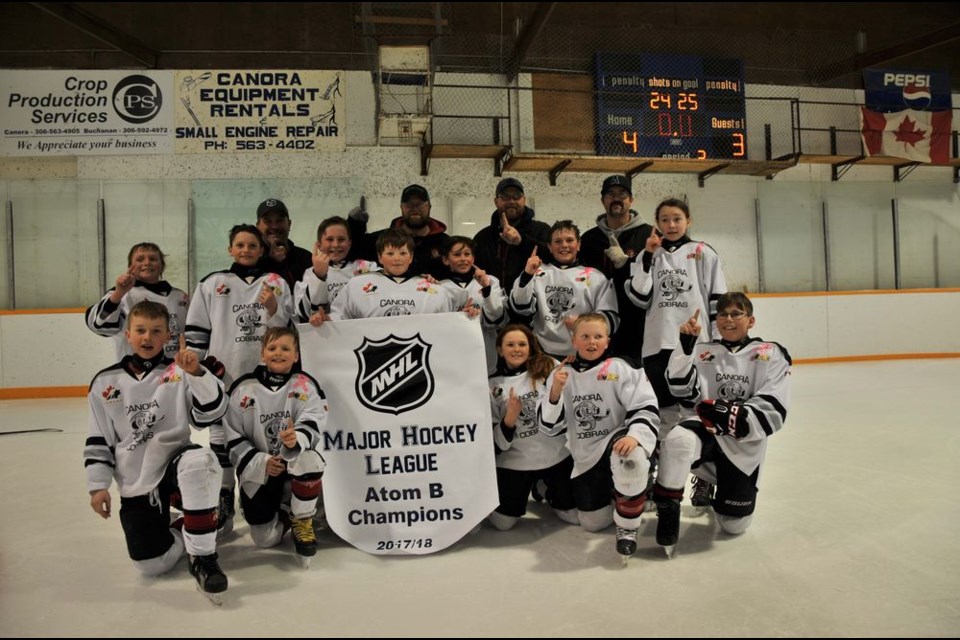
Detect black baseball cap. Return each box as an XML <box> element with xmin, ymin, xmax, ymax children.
<box><xmin>495</xmin><ymin>177</ymin><xmax>524</xmax><ymax>195</ymax></box>
<box><xmin>401</xmin><ymin>184</ymin><xmax>430</xmax><ymax>202</ymax></box>
<box><xmin>257</xmin><ymin>198</ymin><xmax>289</xmax><ymax>219</ymax></box>
<box><xmin>601</xmin><ymin>175</ymin><xmax>632</xmax><ymax>197</ymax></box>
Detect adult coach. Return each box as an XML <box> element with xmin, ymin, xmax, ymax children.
<box><xmin>472</xmin><ymin>177</ymin><xmax>551</xmax><ymax>294</ymax></box>
<box><xmin>256</xmin><ymin>198</ymin><xmax>314</xmax><ymax>287</ymax></box>
<box><xmin>579</xmin><ymin>175</ymin><xmax>653</xmax><ymax>360</ymax></box>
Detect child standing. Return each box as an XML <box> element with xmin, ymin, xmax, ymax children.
<box><xmin>509</xmin><ymin>220</ymin><xmax>619</xmax><ymax>359</ymax></box>
<box><xmin>624</xmin><ymin>198</ymin><xmax>727</xmax><ymax>425</ymax></box>
<box><xmin>488</xmin><ymin>324</ymin><xmax>576</xmax><ymax>530</ymax></box>
<box><xmin>185</xmin><ymin>224</ymin><xmax>294</xmax><ymax>535</ymax></box>
<box><xmin>652</xmin><ymin>293</ymin><xmax>791</xmax><ymax>557</ymax></box>
<box><xmin>439</xmin><ymin>236</ymin><xmax>507</xmax><ymax>374</ymax></box>
<box><xmin>538</xmin><ymin>313</ymin><xmax>660</xmax><ymax>558</ymax></box>
<box><xmin>294</xmin><ymin>215</ymin><xmax>379</xmax><ymax>321</ymax></box>
<box><xmin>84</xmin><ymin>301</ymin><xmax>228</xmax><ymax>602</ymax></box>
<box><xmin>85</xmin><ymin>242</ymin><xmax>189</xmax><ymax>360</ymax></box>
<box><xmin>624</xmin><ymin>198</ymin><xmax>727</xmax><ymax>504</ymax></box>
<box><xmin>320</xmin><ymin>229</ymin><xmax>465</xmax><ymax>321</ymax></box>
<box><xmin>223</xmin><ymin>327</ymin><xmax>326</xmax><ymax>567</ymax></box>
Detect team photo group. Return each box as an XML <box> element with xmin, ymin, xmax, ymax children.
<box><xmin>83</xmin><ymin>173</ymin><xmax>791</xmax><ymax>602</ymax></box>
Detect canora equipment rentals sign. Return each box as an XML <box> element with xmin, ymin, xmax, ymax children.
<box><xmin>174</xmin><ymin>70</ymin><xmax>345</xmax><ymax>153</ymax></box>
<box><xmin>1</xmin><ymin>68</ymin><xmax>346</xmax><ymax>156</ymax></box>
<box><xmin>300</xmin><ymin>314</ymin><xmax>497</xmax><ymax>555</ymax></box>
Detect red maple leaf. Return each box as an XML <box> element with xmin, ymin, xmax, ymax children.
<box><xmin>894</xmin><ymin>116</ymin><xmax>926</xmax><ymax>146</ymax></box>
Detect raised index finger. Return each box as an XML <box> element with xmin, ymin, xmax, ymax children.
<box><xmin>691</xmin><ymin>308</ymin><xmax>700</xmax><ymax>322</ymax></box>
<box><xmin>179</xmin><ymin>332</ymin><xmax>187</xmax><ymax>351</ymax></box>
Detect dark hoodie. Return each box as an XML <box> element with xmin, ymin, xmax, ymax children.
<box><xmin>359</xmin><ymin>216</ymin><xmax>450</xmax><ymax>279</ymax></box>
<box><xmin>472</xmin><ymin>206</ymin><xmax>551</xmax><ymax>294</ymax></box>
<box><xmin>580</xmin><ymin>210</ymin><xmax>654</xmax><ymax>362</ymax></box>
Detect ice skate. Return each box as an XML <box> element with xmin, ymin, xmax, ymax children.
<box><xmin>312</xmin><ymin>504</ymin><xmax>328</xmax><ymax>535</ymax></box>
<box><xmin>643</xmin><ymin>458</ymin><xmax>657</xmax><ymax>512</ymax></box>
<box><xmin>216</xmin><ymin>487</ymin><xmax>235</xmax><ymax>539</ymax></box>
<box><xmin>643</xmin><ymin>484</ymin><xmax>657</xmax><ymax>513</ymax></box>
<box><xmin>290</xmin><ymin>515</ymin><xmax>317</xmax><ymax>569</ymax></box>
<box><xmin>188</xmin><ymin>553</ymin><xmax>228</xmax><ymax>605</ymax></box>
<box><xmin>615</xmin><ymin>526</ymin><xmax>638</xmax><ymax>562</ymax></box>
<box><xmin>656</xmin><ymin>498</ymin><xmax>681</xmax><ymax>559</ymax></box>
<box><xmin>690</xmin><ymin>476</ymin><xmax>714</xmax><ymax>514</ymax></box>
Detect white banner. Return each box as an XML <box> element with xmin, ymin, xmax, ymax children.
<box><xmin>300</xmin><ymin>314</ymin><xmax>497</xmax><ymax>555</ymax></box>
<box><xmin>0</xmin><ymin>70</ymin><xmax>175</xmax><ymax>156</ymax></box>
<box><xmin>174</xmin><ymin>70</ymin><xmax>345</xmax><ymax>153</ymax></box>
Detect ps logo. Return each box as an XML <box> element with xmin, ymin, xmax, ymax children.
<box><xmin>113</xmin><ymin>75</ymin><xmax>162</xmax><ymax>123</ymax></box>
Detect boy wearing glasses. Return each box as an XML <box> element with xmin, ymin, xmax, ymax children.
<box><xmin>651</xmin><ymin>292</ymin><xmax>792</xmax><ymax>558</ymax></box>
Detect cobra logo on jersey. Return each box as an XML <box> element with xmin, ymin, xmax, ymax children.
<box><xmin>658</xmin><ymin>273</ymin><xmax>693</xmax><ymax>301</ymax></box>
<box><xmin>544</xmin><ymin>285</ymin><xmax>573</xmax><ymax>320</ymax></box>
<box><xmin>717</xmin><ymin>380</ymin><xmax>745</xmax><ymax>402</ymax></box>
<box><xmin>516</xmin><ymin>391</ymin><xmax>538</xmax><ymax>430</ymax></box>
<box><xmin>127</xmin><ymin>410</ymin><xmax>159</xmax><ymax>451</ymax></box>
<box><xmin>382</xmin><ymin>305</ymin><xmax>411</xmax><ymax>316</ymax></box>
<box><xmin>265</xmin><ymin>417</ymin><xmax>283</xmax><ymax>454</ymax></box>
<box><xmin>235</xmin><ymin>308</ymin><xmax>262</xmax><ymax>336</ymax></box>
<box><xmin>354</xmin><ymin>334</ymin><xmax>434</xmax><ymax>415</ymax></box>
<box><xmin>574</xmin><ymin>398</ymin><xmax>609</xmax><ymax>430</ymax></box>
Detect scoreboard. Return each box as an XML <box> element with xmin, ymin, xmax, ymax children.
<box><xmin>595</xmin><ymin>53</ymin><xmax>747</xmax><ymax>160</ymax></box>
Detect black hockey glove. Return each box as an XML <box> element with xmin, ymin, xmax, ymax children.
<box><xmin>200</xmin><ymin>355</ymin><xmax>226</xmax><ymax>380</ymax></box>
<box><xmin>695</xmin><ymin>399</ymin><xmax>748</xmax><ymax>438</ymax></box>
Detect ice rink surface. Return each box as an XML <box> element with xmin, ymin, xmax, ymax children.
<box><xmin>1</xmin><ymin>359</ymin><xmax>958</xmax><ymax>637</ymax></box>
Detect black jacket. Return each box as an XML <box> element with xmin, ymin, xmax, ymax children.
<box><xmin>257</xmin><ymin>240</ymin><xmax>314</xmax><ymax>288</ymax></box>
<box><xmin>472</xmin><ymin>207</ymin><xmax>551</xmax><ymax>294</ymax></box>
<box><xmin>356</xmin><ymin>216</ymin><xmax>450</xmax><ymax>278</ymax></box>
<box><xmin>579</xmin><ymin>211</ymin><xmax>654</xmax><ymax>361</ymax></box>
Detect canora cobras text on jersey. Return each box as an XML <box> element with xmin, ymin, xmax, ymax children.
<box><xmin>573</xmin><ymin>393</ymin><xmax>602</xmax><ymax>403</ymax></box>
<box><xmin>716</xmin><ymin>373</ymin><xmax>750</xmax><ymax>383</ymax></box>
<box><xmin>259</xmin><ymin>410</ymin><xmax>290</xmax><ymax>424</ymax></box>
<box><xmin>126</xmin><ymin>400</ymin><xmax>160</xmax><ymax>414</ymax></box>
<box><xmin>657</xmin><ymin>267</ymin><xmax>689</xmax><ymax>278</ymax></box>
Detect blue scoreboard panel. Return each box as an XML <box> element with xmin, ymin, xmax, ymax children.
<box><xmin>595</xmin><ymin>53</ymin><xmax>747</xmax><ymax>160</ymax></box>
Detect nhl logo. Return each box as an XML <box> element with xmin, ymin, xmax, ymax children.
<box><xmin>354</xmin><ymin>334</ymin><xmax>434</xmax><ymax>415</ymax></box>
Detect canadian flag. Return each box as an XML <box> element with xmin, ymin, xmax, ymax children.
<box><xmin>860</xmin><ymin>107</ymin><xmax>952</xmax><ymax>164</ymax></box>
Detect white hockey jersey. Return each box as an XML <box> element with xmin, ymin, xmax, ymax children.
<box><xmin>489</xmin><ymin>363</ymin><xmax>569</xmax><ymax>472</ymax></box>
<box><xmin>224</xmin><ymin>367</ymin><xmax>327</xmax><ymax>498</ymax></box>
<box><xmin>538</xmin><ymin>354</ymin><xmax>659</xmax><ymax>478</ymax></box>
<box><xmin>440</xmin><ymin>271</ymin><xmax>507</xmax><ymax>374</ymax></box>
<box><xmin>509</xmin><ymin>263</ymin><xmax>619</xmax><ymax>358</ymax></box>
<box><xmin>624</xmin><ymin>238</ymin><xmax>727</xmax><ymax>358</ymax></box>
<box><xmin>85</xmin><ymin>281</ymin><xmax>190</xmax><ymax>360</ymax></box>
<box><xmin>294</xmin><ymin>259</ymin><xmax>380</xmax><ymax>321</ymax></box>
<box><xmin>329</xmin><ymin>271</ymin><xmax>461</xmax><ymax>320</ymax></box>
<box><xmin>184</xmin><ymin>266</ymin><xmax>293</xmax><ymax>386</ymax></box>
<box><xmin>666</xmin><ymin>337</ymin><xmax>792</xmax><ymax>476</ymax></box>
<box><xmin>84</xmin><ymin>355</ymin><xmax>227</xmax><ymax>498</ymax></box>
